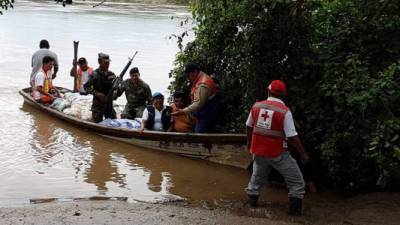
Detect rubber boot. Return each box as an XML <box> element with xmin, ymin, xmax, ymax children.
<box><xmin>247</xmin><ymin>195</ymin><xmax>259</xmax><ymax>208</ymax></box>
<box><xmin>288</xmin><ymin>197</ymin><xmax>302</xmax><ymax>216</ymax></box>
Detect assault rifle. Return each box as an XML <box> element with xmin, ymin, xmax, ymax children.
<box><xmin>104</xmin><ymin>51</ymin><xmax>138</xmax><ymax>118</ymax></box>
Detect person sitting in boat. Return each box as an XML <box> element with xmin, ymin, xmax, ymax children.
<box><xmin>70</xmin><ymin>57</ymin><xmax>93</xmax><ymax>95</ymax></box>
<box><xmin>30</xmin><ymin>40</ymin><xmax>59</xmax><ymax>87</ymax></box>
<box><xmin>172</xmin><ymin>63</ymin><xmax>218</xmax><ymax>133</ymax></box>
<box><xmin>167</xmin><ymin>91</ymin><xmax>196</xmax><ymax>132</ymax></box>
<box><xmin>31</xmin><ymin>56</ymin><xmax>60</xmax><ymax>104</ymax></box>
<box><xmin>84</xmin><ymin>53</ymin><xmax>117</xmax><ymax>123</ymax></box>
<box><xmin>115</xmin><ymin>67</ymin><xmax>152</xmax><ymax>119</ymax></box>
<box><xmin>139</xmin><ymin>92</ymin><xmax>172</xmax><ymax>132</ymax></box>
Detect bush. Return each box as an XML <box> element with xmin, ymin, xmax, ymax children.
<box><xmin>169</xmin><ymin>0</ymin><xmax>400</xmax><ymax>192</ymax></box>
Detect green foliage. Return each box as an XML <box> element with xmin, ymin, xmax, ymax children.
<box><xmin>0</xmin><ymin>0</ymin><xmax>14</xmax><ymax>14</ymax></box>
<box><xmin>170</xmin><ymin>0</ymin><xmax>400</xmax><ymax>191</ymax></box>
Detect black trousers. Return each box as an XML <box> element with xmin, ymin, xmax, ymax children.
<box><xmin>92</xmin><ymin>109</ymin><xmax>116</xmax><ymax>123</ymax></box>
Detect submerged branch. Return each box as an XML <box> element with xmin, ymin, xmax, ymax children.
<box><xmin>93</xmin><ymin>0</ymin><xmax>107</xmax><ymax>8</ymax></box>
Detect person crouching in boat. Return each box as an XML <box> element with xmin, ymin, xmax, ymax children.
<box><xmin>31</xmin><ymin>56</ymin><xmax>60</xmax><ymax>104</ymax></box>
<box><xmin>70</xmin><ymin>57</ymin><xmax>93</xmax><ymax>95</ymax></box>
<box><xmin>172</xmin><ymin>63</ymin><xmax>218</xmax><ymax>133</ymax></box>
<box><xmin>84</xmin><ymin>53</ymin><xmax>117</xmax><ymax>123</ymax></box>
<box><xmin>114</xmin><ymin>67</ymin><xmax>152</xmax><ymax>119</ymax></box>
<box><xmin>139</xmin><ymin>92</ymin><xmax>172</xmax><ymax>133</ymax></box>
<box><xmin>167</xmin><ymin>91</ymin><xmax>196</xmax><ymax>132</ymax></box>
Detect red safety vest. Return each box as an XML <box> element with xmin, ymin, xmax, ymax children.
<box><xmin>191</xmin><ymin>72</ymin><xmax>217</xmax><ymax>100</ymax></box>
<box><xmin>76</xmin><ymin>67</ymin><xmax>93</xmax><ymax>91</ymax></box>
<box><xmin>250</xmin><ymin>100</ymin><xmax>289</xmax><ymax>158</ymax></box>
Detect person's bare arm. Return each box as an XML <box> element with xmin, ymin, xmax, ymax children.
<box><xmin>52</xmin><ymin>65</ymin><xmax>59</xmax><ymax>80</ymax></box>
<box><xmin>70</xmin><ymin>59</ymin><xmax>78</xmax><ymax>77</ymax></box>
<box><xmin>246</xmin><ymin>126</ymin><xmax>253</xmax><ymax>150</ymax></box>
<box><xmin>51</xmin><ymin>87</ymin><xmax>61</xmax><ymax>97</ymax></box>
<box><xmin>139</xmin><ymin>120</ymin><xmax>146</xmax><ymax>133</ymax></box>
<box><xmin>288</xmin><ymin>135</ymin><xmax>309</xmax><ymax>162</ymax></box>
<box><xmin>36</xmin><ymin>86</ymin><xmax>55</xmax><ymax>101</ymax></box>
<box><xmin>167</xmin><ymin>123</ymin><xmax>174</xmax><ymax>132</ymax></box>
<box><xmin>94</xmin><ymin>91</ymin><xmax>107</xmax><ymax>103</ymax></box>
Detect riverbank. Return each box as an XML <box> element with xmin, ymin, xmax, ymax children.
<box><xmin>1</xmin><ymin>192</ymin><xmax>399</xmax><ymax>225</ymax></box>
<box><xmin>112</xmin><ymin>0</ymin><xmax>191</xmax><ymax>5</ymax></box>
<box><xmin>77</xmin><ymin>0</ymin><xmax>192</xmax><ymax>6</ymax></box>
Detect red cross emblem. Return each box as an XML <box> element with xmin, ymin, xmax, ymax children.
<box><xmin>261</xmin><ymin>111</ymin><xmax>269</xmax><ymax>121</ymax></box>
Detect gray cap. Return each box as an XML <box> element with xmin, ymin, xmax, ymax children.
<box><xmin>98</xmin><ymin>53</ymin><xmax>110</xmax><ymax>61</ymax></box>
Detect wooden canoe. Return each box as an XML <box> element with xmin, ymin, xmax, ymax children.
<box><xmin>19</xmin><ymin>87</ymin><xmax>251</xmax><ymax>169</ymax></box>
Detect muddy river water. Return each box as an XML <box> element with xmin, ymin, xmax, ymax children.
<box><xmin>0</xmin><ymin>0</ymin><xmax>294</xmax><ymax>206</ymax></box>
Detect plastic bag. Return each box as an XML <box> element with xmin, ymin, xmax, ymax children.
<box><xmin>50</xmin><ymin>98</ymin><xmax>70</xmax><ymax>112</ymax></box>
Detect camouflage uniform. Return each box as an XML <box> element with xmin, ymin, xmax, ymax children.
<box><xmin>84</xmin><ymin>68</ymin><xmax>117</xmax><ymax>122</ymax></box>
<box><xmin>116</xmin><ymin>78</ymin><xmax>152</xmax><ymax>119</ymax></box>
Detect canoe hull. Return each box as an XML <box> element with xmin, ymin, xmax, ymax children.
<box><xmin>19</xmin><ymin>87</ymin><xmax>252</xmax><ymax>169</ymax></box>
<box><xmin>103</xmin><ymin>134</ymin><xmax>250</xmax><ymax>168</ymax></box>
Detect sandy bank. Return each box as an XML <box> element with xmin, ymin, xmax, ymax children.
<box><xmin>1</xmin><ymin>192</ymin><xmax>399</xmax><ymax>225</ymax></box>
<box><xmin>0</xmin><ymin>200</ymin><xmax>271</xmax><ymax>225</ymax></box>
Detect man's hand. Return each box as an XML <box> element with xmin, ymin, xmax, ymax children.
<box><xmin>172</xmin><ymin>109</ymin><xmax>185</xmax><ymax>116</ymax></box>
<box><xmin>139</xmin><ymin>127</ymin><xmax>145</xmax><ymax>134</ymax></box>
<box><xmin>72</xmin><ymin>59</ymin><xmax>78</xmax><ymax>67</ymax></box>
<box><xmin>301</xmin><ymin>152</ymin><xmax>310</xmax><ymax>164</ymax></box>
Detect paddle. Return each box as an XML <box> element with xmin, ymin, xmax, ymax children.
<box><xmin>73</xmin><ymin>41</ymin><xmax>79</xmax><ymax>92</ymax></box>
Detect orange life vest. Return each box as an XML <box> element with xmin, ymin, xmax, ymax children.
<box><xmin>250</xmin><ymin>100</ymin><xmax>289</xmax><ymax>158</ymax></box>
<box><xmin>190</xmin><ymin>72</ymin><xmax>217</xmax><ymax>101</ymax></box>
<box><xmin>76</xmin><ymin>67</ymin><xmax>93</xmax><ymax>92</ymax></box>
<box><xmin>171</xmin><ymin>103</ymin><xmax>196</xmax><ymax>132</ymax></box>
<box><xmin>32</xmin><ymin>69</ymin><xmax>53</xmax><ymax>104</ymax></box>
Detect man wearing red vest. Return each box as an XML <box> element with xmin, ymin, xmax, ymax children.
<box><xmin>172</xmin><ymin>63</ymin><xmax>218</xmax><ymax>133</ymax></box>
<box><xmin>70</xmin><ymin>57</ymin><xmax>93</xmax><ymax>95</ymax></box>
<box><xmin>245</xmin><ymin>80</ymin><xmax>310</xmax><ymax>216</ymax></box>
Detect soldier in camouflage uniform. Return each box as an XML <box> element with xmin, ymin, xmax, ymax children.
<box><xmin>115</xmin><ymin>67</ymin><xmax>152</xmax><ymax>119</ymax></box>
<box><xmin>84</xmin><ymin>53</ymin><xmax>117</xmax><ymax>123</ymax></box>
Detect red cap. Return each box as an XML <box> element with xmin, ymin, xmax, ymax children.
<box><xmin>268</xmin><ymin>80</ymin><xmax>287</xmax><ymax>95</ymax></box>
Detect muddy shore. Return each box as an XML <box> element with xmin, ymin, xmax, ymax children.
<box><xmin>1</xmin><ymin>192</ymin><xmax>399</xmax><ymax>225</ymax></box>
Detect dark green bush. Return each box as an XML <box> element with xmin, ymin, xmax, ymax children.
<box><xmin>169</xmin><ymin>0</ymin><xmax>400</xmax><ymax>191</ymax></box>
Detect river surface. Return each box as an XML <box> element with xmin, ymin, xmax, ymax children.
<box><xmin>0</xmin><ymin>0</ymin><xmax>287</xmax><ymax>206</ymax></box>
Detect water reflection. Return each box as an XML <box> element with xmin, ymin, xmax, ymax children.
<box><xmin>84</xmin><ymin>143</ymin><xmax>127</xmax><ymax>193</ymax></box>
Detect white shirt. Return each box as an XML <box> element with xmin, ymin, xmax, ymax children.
<box><xmin>32</xmin><ymin>69</ymin><xmax>52</xmax><ymax>100</ymax></box>
<box><xmin>142</xmin><ymin>106</ymin><xmax>166</xmax><ymax>131</ymax></box>
<box><xmin>30</xmin><ymin>49</ymin><xmax>58</xmax><ymax>85</ymax></box>
<box><xmin>79</xmin><ymin>70</ymin><xmax>90</xmax><ymax>93</ymax></box>
<box><xmin>246</xmin><ymin>97</ymin><xmax>298</xmax><ymax>138</ymax></box>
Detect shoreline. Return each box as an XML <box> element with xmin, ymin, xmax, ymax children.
<box><xmin>72</xmin><ymin>0</ymin><xmax>191</xmax><ymax>6</ymax></box>
<box><xmin>1</xmin><ymin>192</ymin><xmax>399</xmax><ymax>225</ymax></box>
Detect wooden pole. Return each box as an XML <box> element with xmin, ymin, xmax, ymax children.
<box><xmin>73</xmin><ymin>41</ymin><xmax>79</xmax><ymax>92</ymax></box>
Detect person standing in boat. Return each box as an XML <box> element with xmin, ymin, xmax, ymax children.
<box><xmin>115</xmin><ymin>67</ymin><xmax>152</xmax><ymax>119</ymax></box>
<box><xmin>31</xmin><ymin>56</ymin><xmax>60</xmax><ymax>104</ymax></box>
<box><xmin>84</xmin><ymin>53</ymin><xmax>117</xmax><ymax>123</ymax></box>
<box><xmin>70</xmin><ymin>57</ymin><xmax>94</xmax><ymax>95</ymax></box>
<box><xmin>139</xmin><ymin>92</ymin><xmax>172</xmax><ymax>132</ymax></box>
<box><xmin>172</xmin><ymin>63</ymin><xmax>218</xmax><ymax>133</ymax></box>
<box><xmin>245</xmin><ymin>80</ymin><xmax>309</xmax><ymax>216</ymax></box>
<box><xmin>30</xmin><ymin>40</ymin><xmax>59</xmax><ymax>87</ymax></box>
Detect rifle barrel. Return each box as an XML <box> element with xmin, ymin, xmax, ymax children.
<box><xmin>118</xmin><ymin>51</ymin><xmax>138</xmax><ymax>78</ymax></box>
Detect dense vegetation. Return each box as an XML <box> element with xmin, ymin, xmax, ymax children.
<box><xmin>169</xmin><ymin>0</ymin><xmax>400</xmax><ymax>192</ymax></box>
<box><xmin>0</xmin><ymin>0</ymin><xmax>13</xmax><ymax>14</ymax></box>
